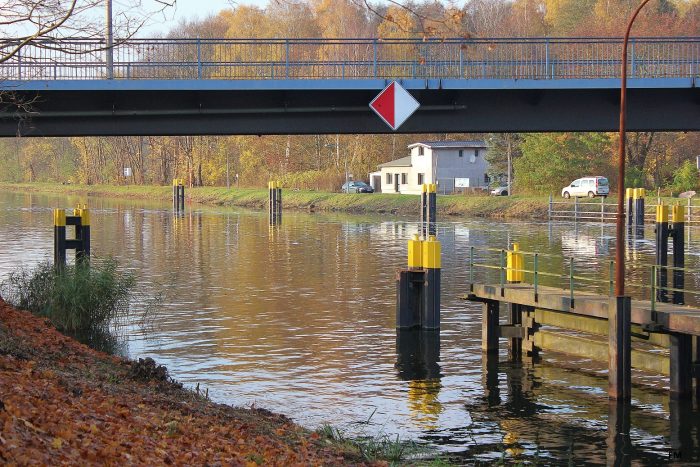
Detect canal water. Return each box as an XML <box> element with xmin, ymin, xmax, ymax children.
<box><xmin>0</xmin><ymin>191</ymin><xmax>698</xmax><ymax>464</ymax></box>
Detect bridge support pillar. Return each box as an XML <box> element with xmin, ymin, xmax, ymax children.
<box><xmin>608</xmin><ymin>296</ymin><xmax>631</xmax><ymax>400</ymax></box>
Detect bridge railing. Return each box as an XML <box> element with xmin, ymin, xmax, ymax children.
<box><xmin>1</xmin><ymin>37</ymin><xmax>699</xmax><ymax>81</ymax></box>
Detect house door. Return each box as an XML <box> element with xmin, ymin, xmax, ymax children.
<box><xmin>394</xmin><ymin>173</ymin><xmax>400</xmax><ymax>192</ymax></box>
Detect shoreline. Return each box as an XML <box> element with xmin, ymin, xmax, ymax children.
<box><xmin>0</xmin><ymin>182</ymin><xmax>554</xmax><ymax>220</ymax></box>
<box><xmin>0</xmin><ymin>300</ymin><xmax>370</xmax><ymax>464</ymax></box>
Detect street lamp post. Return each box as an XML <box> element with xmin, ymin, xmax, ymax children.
<box><xmin>615</xmin><ymin>0</ymin><xmax>652</xmax><ymax>297</ymax></box>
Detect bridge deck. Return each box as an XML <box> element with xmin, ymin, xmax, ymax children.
<box><xmin>466</xmin><ymin>283</ymin><xmax>700</xmax><ymax>336</ymax></box>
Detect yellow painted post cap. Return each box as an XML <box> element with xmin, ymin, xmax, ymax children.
<box><xmin>507</xmin><ymin>243</ymin><xmax>524</xmax><ymax>282</ymax></box>
<box><xmin>80</xmin><ymin>208</ymin><xmax>90</xmax><ymax>226</ymax></box>
<box><xmin>430</xmin><ymin>183</ymin><xmax>437</xmax><ymax>193</ymax></box>
<box><xmin>422</xmin><ymin>235</ymin><xmax>441</xmax><ymax>269</ymax></box>
<box><xmin>672</xmin><ymin>204</ymin><xmax>685</xmax><ymax>223</ymax></box>
<box><xmin>422</xmin><ymin>184</ymin><xmax>428</xmax><ymax>193</ymax></box>
<box><xmin>53</xmin><ymin>208</ymin><xmax>66</xmax><ymax>227</ymax></box>
<box><xmin>625</xmin><ymin>188</ymin><xmax>633</xmax><ymax>199</ymax></box>
<box><xmin>407</xmin><ymin>234</ymin><xmax>423</xmax><ymax>269</ymax></box>
<box><xmin>638</xmin><ymin>188</ymin><xmax>645</xmax><ymax>198</ymax></box>
<box><xmin>656</xmin><ymin>203</ymin><xmax>669</xmax><ymax>223</ymax></box>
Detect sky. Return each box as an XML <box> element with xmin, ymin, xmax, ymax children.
<box><xmin>140</xmin><ymin>0</ymin><xmax>265</xmax><ymax>35</ymax></box>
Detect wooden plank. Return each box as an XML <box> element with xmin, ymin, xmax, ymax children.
<box><xmin>468</xmin><ymin>283</ymin><xmax>700</xmax><ymax>336</ymax></box>
<box><xmin>533</xmin><ymin>309</ymin><xmax>670</xmax><ymax>347</ymax></box>
<box><xmin>499</xmin><ymin>325</ymin><xmax>525</xmax><ymax>339</ymax></box>
<box><xmin>534</xmin><ymin>330</ymin><xmax>669</xmax><ymax>375</ymax></box>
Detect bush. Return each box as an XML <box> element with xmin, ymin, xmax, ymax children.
<box><xmin>670</xmin><ymin>160</ymin><xmax>699</xmax><ymax>194</ymax></box>
<box><xmin>1</xmin><ymin>258</ymin><xmax>135</xmax><ymax>335</ymax></box>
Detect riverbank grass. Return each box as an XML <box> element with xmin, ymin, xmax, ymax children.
<box><xmin>1</xmin><ymin>258</ymin><xmax>134</xmax><ymax>336</ymax></box>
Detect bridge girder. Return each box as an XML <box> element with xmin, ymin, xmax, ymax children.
<box><xmin>0</xmin><ymin>79</ymin><xmax>698</xmax><ymax>136</ymax></box>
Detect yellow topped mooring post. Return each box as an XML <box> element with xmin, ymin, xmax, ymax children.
<box><xmin>74</xmin><ymin>205</ymin><xmax>91</xmax><ymax>264</ymax></box>
<box><xmin>635</xmin><ymin>187</ymin><xmax>646</xmax><ymax>229</ymax></box>
<box><xmin>421</xmin><ymin>235</ymin><xmax>441</xmax><ymax>330</ymax></box>
<box><xmin>53</xmin><ymin>208</ymin><xmax>67</xmax><ymax>269</ymax></box>
<box><xmin>173</xmin><ymin>178</ymin><xmax>185</xmax><ymax>211</ymax></box>
<box><xmin>671</xmin><ymin>203</ymin><xmax>685</xmax><ymax>305</ymax></box>
<box><xmin>625</xmin><ymin>188</ymin><xmax>634</xmax><ymax>226</ymax></box>
<box><xmin>507</xmin><ymin>243</ymin><xmax>524</xmax><ymax>283</ymax></box>
<box><xmin>407</xmin><ymin>234</ymin><xmax>423</xmax><ymax>270</ymax></box>
<box><xmin>269</xmin><ymin>180</ymin><xmax>282</xmax><ymax>224</ymax></box>
<box><xmin>655</xmin><ymin>203</ymin><xmax>669</xmax><ymax>303</ymax></box>
<box><xmin>420</xmin><ymin>184</ymin><xmax>428</xmax><ymax>239</ymax></box>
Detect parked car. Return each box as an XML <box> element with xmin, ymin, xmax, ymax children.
<box><xmin>490</xmin><ymin>186</ymin><xmax>509</xmax><ymax>196</ymax></box>
<box><xmin>342</xmin><ymin>181</ymin><xmax>374</xmax><ymax>193</ymax></box>
<box><xmin>561</xmin><ymin>176</ymin><xmax>609</xmax><ymax>198</ymax></box>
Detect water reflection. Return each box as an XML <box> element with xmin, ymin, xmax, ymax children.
<box><xmin>0</xmin><ymin>191</ymin><xmax>699</xmax><ymax>463</ymax></box>
<box><xmin>396</xmin><ymin>330</ymin><xmax>442</xmax><ymax>430</ymax></box>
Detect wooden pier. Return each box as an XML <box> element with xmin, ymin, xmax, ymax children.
<box><xmin>465</xmin><ymin>282</ymin><xmax>700</xmax><ymax>400</ymax></box>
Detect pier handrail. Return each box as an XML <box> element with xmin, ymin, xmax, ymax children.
<box><xmin>468</xmin><ymin>246</ymin><xmax>700</xmax><ymax>308</ymax></box>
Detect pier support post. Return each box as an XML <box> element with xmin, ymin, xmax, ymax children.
<box><xmin>482</xmin><ymin>300</ymin><xmax>500</xmax><ymax>355</ymax></box>
<box><xmin>670</xmin><ymin>332</ymin><xmax>692</xmax><ymax>399</ymax></box>
<box><xmin>608</xmin><ymin>296</ymin><xmax>631</xmax><ymax>400</ymax></box>
<box><xmin>671</xmin><ymin>203</ymin><xmax>685</xmax><ymax>305</ymax></box>
<box><xmin>655</xmin><ymin>203</ymin><xmax>669</xmax><ymax>303</ymax></box>
<box><xmin>268</xmin><ymin>181</ymin><xmax>282</xmax><ymax>224</ymax></box>
<box><xmin>507</xmin><ymin>243</ymin><xmax>524</xmax><ymax>358</ymax></box>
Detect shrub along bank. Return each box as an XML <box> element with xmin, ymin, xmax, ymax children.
<box><xmin>0</xmin><ymin>183</ymin><xmax>552</xmax><ymax>219</ymax></box>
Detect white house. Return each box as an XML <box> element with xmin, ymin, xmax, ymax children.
<box><xmin>369</xmin><ymin>141</ymin><xmax>490</xmax><ymax>194</ymax></box>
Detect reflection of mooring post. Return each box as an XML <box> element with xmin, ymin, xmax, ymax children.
<box><xmin>655</xmin><ymin>203</ymin><xmax>669</xmax><ymax>303</ymax></box>
<box><xmin>671</xmin><ymin>203</ymin><xmax>685</xmax><ymax>305</ymax></box>
<box><xmin>507</xmin><ymin>243</ymin><xmax>524</xmax><ymax>358</ymax></box>
<box><xmin>269</xmin><ymin>180</ymin><xmax>282</xmax><ymax>224</ymax></box>
<box><xmin>172</xmin><ymin>179</ymin><xmax>185</xmax><ymax>211</ymax></box>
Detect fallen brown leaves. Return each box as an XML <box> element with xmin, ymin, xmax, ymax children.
<box><xmin>0</xmin><ymin>300</ymin><xmax>370</xmax><ymax>466</ymax></box>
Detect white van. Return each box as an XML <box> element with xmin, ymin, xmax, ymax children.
<box><xmin>561</xmin><ymin>176</ymin><xmax>609</xmax><ymax>198</ymax></box>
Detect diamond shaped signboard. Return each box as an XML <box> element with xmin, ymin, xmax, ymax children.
<box><xmin>369</xmin><ymin>81</ymin><xmax>420</xmax><ymax>131</ymax></box>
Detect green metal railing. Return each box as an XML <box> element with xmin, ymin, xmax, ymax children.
<box><xmin>468</xmin><ymin>246</ymin><xmax>699</xmax><ymax>309</ymax></box>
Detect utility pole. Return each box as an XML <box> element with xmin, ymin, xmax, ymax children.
<box><xmin>507</xmin><ymin>137</ymin><xmax>512</xmax><ymax>196</ymax></box>
<box><xmin>338</xmin><ymin>134</ymin><xmax>348</xmax><ymax>193</ymax></box>
<box><xmin>105</xmin><ymin>0</ymin><xmax>114</xmax><ymax>79</ymax></box>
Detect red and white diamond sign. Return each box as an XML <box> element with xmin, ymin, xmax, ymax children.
<box><xmin>369</xmin><ymin>81</ymin><xmax>420</xmax><ymax>131</ymax></box>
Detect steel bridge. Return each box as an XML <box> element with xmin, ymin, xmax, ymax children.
<box><xmin>0</xmin><ymin>37</ymin><xmax>698</xmax><ymax>136</ymax></box>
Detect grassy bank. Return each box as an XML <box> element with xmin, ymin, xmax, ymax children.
<box><xmin>1</xmin><ymin>182</ymin><xmax>553</xmax><ymax>219</ymax></box>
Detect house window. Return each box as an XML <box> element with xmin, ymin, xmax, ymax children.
<box><xmin>386</xmin><ymin>173</ymin><xmax>392</xmax><ymax>184</ymax></box>
<box><xmin>459</xmin><ymin>150</ymin><xmax>463</xmax><ymax>157</ymax></box>
<box><xmin>475</xmin><ymin>149</ymin><xmax>480</xmax><ymax>158</ymax></box>
<box><xmin>401</xmin><ymin>173</ymin><xmax>407</xmax><ymax>184</ymax></box>
<box><xmin>417</xmin><ymin>173</ymin><xmax>424</xmax><ymax>185</ymax></box>
<box><xmin>418</xmin><ymin>146</ymin><xmax>424</xmax><ymax>156</ymax></box>
<box><xmin>484</xmin><ymin>174</ymin><xmax>490</xmax><ymax>184</ymax></box>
